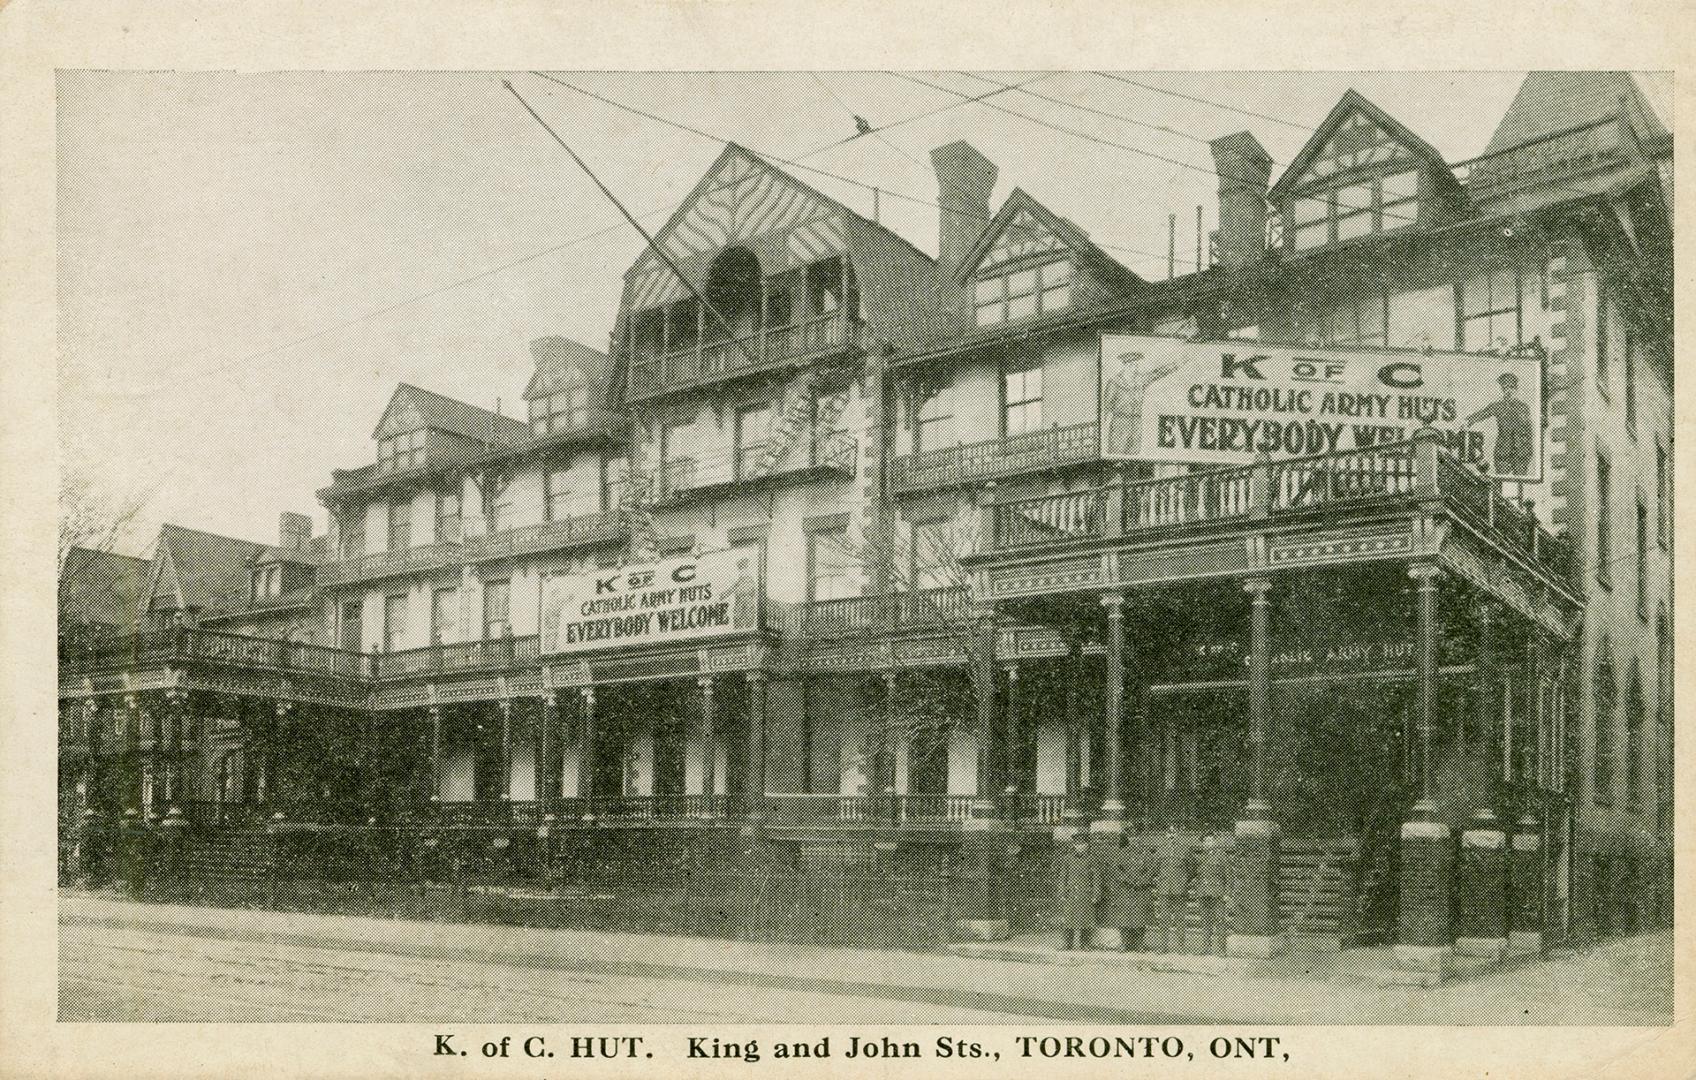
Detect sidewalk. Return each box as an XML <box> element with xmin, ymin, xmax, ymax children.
<box><xmin>60</xmin><ymin>892</ymin><xmax>1673</xmax><ymax>1026</ymax></box>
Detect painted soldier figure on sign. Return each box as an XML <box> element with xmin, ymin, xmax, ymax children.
<box><xmin>1464</xmin><ymin>371</ymin><xmax>1535</xmax><ymax>478</ymax></box>
<box><xmin>1055</xmin><ymin>834</ymin><xmax>1101</xmax><ymax>950</ymax></box>
<box><xmin>1102</xmin><ymin>350</ymin><xmax>1181</xmax><ymax>457</ymax></box>
<box><xmin>1097</xmin><ymin>832</ymin><xmax>1155</xmax><ymax>952</ymax></box>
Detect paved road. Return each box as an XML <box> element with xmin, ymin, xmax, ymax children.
<box><xmin>58</xmin><ymin>895</ymin><xmax>1673</xmax><ymax>1025</ymax></box>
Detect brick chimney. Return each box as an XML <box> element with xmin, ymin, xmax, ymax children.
<box><xmin>929</xmin><ymin>140</ymin><xmax>998</xmax><ymax>270</ymax></box>
<box><xmin>1209</xmin><ymin>132</ymin><xmax>1272</xmax><ymax>270</ymax></box>
<box><xmin>279</xmin><ymin>511</ymin><xmax>312</xmax><ymax>552</ymax></box>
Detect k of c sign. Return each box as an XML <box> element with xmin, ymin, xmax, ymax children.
<box><xmin>1099</xmin><ymin>333</ymin><xmax>1543</xmax><ymax>481</ymax></box>
<box><xmin>540</xmin><ymin>550</ymin><xmax>762</xmax><ymax>655</ymax></box>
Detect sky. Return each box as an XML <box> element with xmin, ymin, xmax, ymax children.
<box><xmin>57</xmin><ymin>70</ymin><xmax>1673</xmax><ymax>555</ymax></box>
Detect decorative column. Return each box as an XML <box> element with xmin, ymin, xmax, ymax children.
<box><xmin>968</xmin><ymin>605</ymin><xmax>1000</xmax><ymax>825</ymax></box>
<box><xmin>1003</xmin><ymin>663</ymin><xmax>1023</xmax><ymax>817</ymax></box>
<box><xmin>536</xmin><ymin>693</ymin><xmax>555</xmax><ymax>804</ymax></box>
<box><xmin>1472</xmin><ymin>600</ymin><xmax>1497</xmax><ymax>759</ymax></box>
<box><xmin>1455</xmin><ymin>807</ymin><xmax>1509</xmax><ymax>961</ymax></box>
<box><xmin>578</xmin><ymin>688</ymin><xmax>597</xmax><ymax>822</ymax></box>
<box><xmin>1058</xmin><ymin>634</ymin><xmax>1087</xmax><ymax>840</ymax></box>
<box><xmin>164</xmin><ymin>688</ymin><xmax>187</xmax><ymax>810</ymax></box>
<box><xmin>428</xmin><ymin>705</ymin><xmax>443</xmax><ymax>804</ymax></box>
<box><xmin>743</xmin><ymin>670</ymin><xmax>768</xmax><ymax>831</ymax></box>
<box><xmin>498</xmin><ymin>699</ymin><xmax>514</xmax><ymax>803</ymax></box>
<box><xmin>123</xmin><ymin>694</ymin><xmax>142</xmax><ymax>812</ymax></box>
<box><xmin>881</xmin><ymin>671</ymin><xmax>900</xmax><ymax>822</ymax></box>
<box><xmin>1397</xmin><ymin>562</ymin><xmax>1454</xmax><ymax>977</ymax></box>
<box><xmin>697</xmin><ymin>676</ymin><xmax>717</xmax><ymax>817</ymax></box>
<box><xmin>1092</xmin><ymin>592</ymin><xmax>1128</xmax><ymax>835</ymax></box>
<box><xmin>1230</xmin><ymin>575</ymin><xmax>1283</xmax><ymax>957</ymax></box>
<box><xmin>1507</xmin><ymin>810</ymin><xmax>1546</xmax><ymax>954</ymax></box>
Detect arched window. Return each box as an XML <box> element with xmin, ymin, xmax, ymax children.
<box><xmin>1592</xmin><ymin>637</ymin><xmax>1618</xmax><ymax>805</ymax></box>
<box><xmin>1626</xmin><ymin>661</ymin><xmax>1647</xmax><ymax>809</ymax></box>
<box><xmin>703</xmin><ymin>247</ymin><xmax>763</xmax><ymax>341</ymax></box>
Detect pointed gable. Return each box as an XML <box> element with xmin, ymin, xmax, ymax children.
<box><xmin>1484</xmin><ymin>71</ymin><xmax>1668</xmax><ymax>158</ymax></box>
<box><xmin>1270</xmin><ymin>90</ymin><xmax>1450</xmax><ymax>203</ymax></box>
<box><xmin>147</xmin><ymin>524</ymin><xmax>271</xmax><ymax>617</ymax></box>
<box><xmin>372</xmin><ymin>383</ymin><xmax>529</xmax><ymax>446</ymax></box>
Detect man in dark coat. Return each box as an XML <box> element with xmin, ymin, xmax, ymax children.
<box><xmin>1096</xmin><ymin>832</ymin><xmax>1154</xmax><ymax>952</ymax></box>
<box><xmin>1055</xmin><ymin>835</ymin><xmax>1101</xmax><ymax>950</ymax></box>
<box><xmin>1192</xmin><ymin>833</ymin><xmax>1233</xmax><ymax>955</ymax></box>
<box><xmin>1152</xmin><ymin>824</ymin><xmax>1193</xmax><ymax>953</ymax></box>
<box><xmin>1465</xmin><ymin>371</ymin><xmax>1535</xmax><ymax>478</ymax></box>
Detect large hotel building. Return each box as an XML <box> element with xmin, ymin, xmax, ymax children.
<box><xmin>60</xmin><ymin>72</ymin><xmax>1672</xmax><ymax>969</ymax></box>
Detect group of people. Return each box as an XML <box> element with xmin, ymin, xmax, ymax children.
<box><xmin>1055</xmin><ymin>824</ymin><xmax>1233</xmax><ymax>954</ymax></box>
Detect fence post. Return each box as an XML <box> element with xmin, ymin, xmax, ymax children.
<box><xmin>1412</xmin><ymin>427</ymin><xmax>1442</xmax><ymax>498</ymax></box>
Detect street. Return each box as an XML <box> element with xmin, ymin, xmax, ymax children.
<box><xmin>59</xmin><ymin>894</ymin><xmax>1672</xmax><ymax>1025</ymax></box>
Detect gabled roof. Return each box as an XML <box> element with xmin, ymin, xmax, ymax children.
<box><xmin>373</xmin><ymin>383</ymin><xmax>530</xmax><ymax>445</ymax></box>
<box><xmin>146</xmin><ymin>524</ymin><xmax>270</xmax><ymax>616</ymax></box>
<box><xmin>1269</xmin><ymin>90</ymin><xmax>1453</xmax><ymax>203</ymax></box>
<box><xmin>59</xmin><ymin>547</ymin><xmax>149</xmax><ymax>628</ymax></box>
<box><xmin>523</xmin><ymin>336</ymin><xmax>612</xmax><ymax>401</ymax></box>
<box><xmin>956</xmin><ymin>187</ymin><xmax>1143</xmax><ymax>292</ymax></box>
<box><xmin>1484</xmin><ymin>71</ymin><xmax>1669</xmax><ymax>157</ymax></box>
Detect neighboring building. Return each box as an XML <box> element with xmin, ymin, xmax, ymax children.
<box><xmin>59</xmin><ymin>547</ymin><xmax>148</xmax><ymax>632</ymax></box>
<box><xmin>60</xmin><ymin>72</ymin><xmax>1671</xmax><ymax>960</ymax></box>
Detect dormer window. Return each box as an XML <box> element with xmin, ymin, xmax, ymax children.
<box><xmin>1290</xmin><ymin>169</ymin><xmax>1419</xmax><ymax>251</ymax></box>
<box><xmin>378</xmin><ymin>429</ymin><xmax>426</xmax><ymax>472</ymax></box>
<box><xmin>530</xmin><ymin>385</ymin><xmax>590</xmax><ymax>435</ymax></box>
<box><xmin>251</xmin><ymin>564</ymin><xmax>281</xmax><ymax>601</ymax></box>
<box><xmin>974</xmin><ymin>257</ymin><xmax>1072</xmax><ymax>328</ymax></box>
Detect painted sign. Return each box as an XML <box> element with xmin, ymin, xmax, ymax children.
<box><xmin>540</xmin><ymin>549</ymin><xmax>762</xmax><ymax>655</ymax></box>
<box><xmin>1099</xmin><ymin>334</ymin><xmax>1543</xmax><ymax>480</ymax></box>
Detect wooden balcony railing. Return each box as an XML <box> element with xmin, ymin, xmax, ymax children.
<box><xmin>463</xmin><ymin>511</ymin><xmax>628</xmax><ymax>563</ymax></box>
<box><xmin>985</xmin><ymin>434</ymin><xmax>1574</xmax><ymax>584</ymax></box>
<box><xmin>790</xmin><ymin>586</ymin><xmax>971</xmax><ymax>637</ymax></box>
<box><xmin>1453</xmin><ymin>116</ymin><xmax>1630</xmax><ymax>197</ymax></box>
<box><xmin>61</xmin><ymin>626</ymin><xmax>373</xmax><ymax>680</ymax></box>
<box><xmin>372</xmin><ymin>635</ymin><xmax>540</xmax><ymax>680</ymax></box>
<box><xmin>889</xmin><ymin>421</ymin><xmax>1101</xmax><ymax>493</ymax></box>
<box><xmin>317</xmin><ymin>540</ymin><xmax>463</xmax><ymax>587</ymax></box>
<box><xmin>627</xmin><ymin>313</ymin><xmax>859</xmax><ymax>399</ymax></box>
<box><xmin>654</xmin><ymin>431</ymin><xmax>857</xmax><ymax>501</ymax></box>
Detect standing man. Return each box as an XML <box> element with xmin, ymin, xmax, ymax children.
<box><xmin>1055</xmin><ymin>834</ymin><xmax>1101</xmax><ymax>951</ymax></box>
<box><xmin>1193</xmin><ymin>833</ymin><xmax>1233</xmax><ymax>956</ymax></box>
<box><xmin>1153</xmin><ymin>823</ymin><xmax>1193</xmax><ymax>953</ymax></box>
<box><xmin>1464</xmin><ymin>371</ymin><xmax>1535</xmax><ymax>479</ymax></box>
<box><xmin>1097</xmin><ymin>831</ymin><xmax>1155</xmax><ymax>952</ymax></box>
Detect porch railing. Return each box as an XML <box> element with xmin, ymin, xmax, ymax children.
<box><xmin>61</xmin><ymin>626</ymin><xmax>373</xmax><ymax>680</ymax></box>
<box><xmin>627</xmin><ymin>313</ymin><xmax>858</xmax><ymax>398</ymax></box>
<box><xmin>791</xmin><ymin>586</ymin><xmax>971</xmax><ymax>637</ymax></box>
<box><xmin>463</xmin><ymin>511</ymin><xmax>628</xmax><ymax>562</ymax></box>
<box><xmin>318</xmin><ymin>540</ymin><xmax>464</xmax><ymax>587</ymax></box>
<box><xmin>889</xmin><ymin>421</ymin><xmax>1100</xmax><ymax>493</ymax></box>
<box><xmin>373</xmin><ymin>635</ymin><xmax>541</xmax><ymax>680</ymax></box>
<box><xmin>653</xmin><ymin>430</ymin><xmax>857</xmax><ymax>501</ymax></box>
<box><xmin>985</xmin><ymin>434</ymin><xmax>1573</xmax><ymax>584</ymax></box>
<box><xmin>1453</xmin><ymin>116</ymin><xmax>1630</xmax><ymax>196</ymax></box>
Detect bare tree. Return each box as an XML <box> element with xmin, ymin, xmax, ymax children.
<box><xmin>58</xmin><ymin>465</ymin><xmax>152</xmax><ymax>630</ymax></box>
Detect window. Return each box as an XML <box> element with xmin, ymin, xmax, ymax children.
<box><xmin>378</xmin><ymin>429</ymin><xmax>426</xmax><ymax>472</ymax></box>
<box><xmin>911</xmin><ymin>521</ymin><xmax>957</xmax><ymax>591</ymax></box>
<box><xmin>387</xmin><ymin>500</ymin><xmax>412</xmax><ymax>551</ymax></box>
<box><xmin>1656</xmin><ymin>441</ymin><xmax>1669</xmax><ymax>548</ymax></box>
<box><xmin>435</xmin><ymin>489</ymin><xmax>462</xmax><ymax>543</ymax></box>
<box><xmin>482</xmin><ymin>579</ymin><xmax>511</xmax><ymax>640</ymax></box>
<box><xmin>666</xmin><ymin>298</ymin><xmax>700</xmax><ymax>353</ymax></box>
<box><xmin>545</xmin><ymin>462</ymin><xmax>574</xmax><ymax>522</ymax></box>
<box><xmin>974</xmin><ymin>258</ymin><xmax>1072</xmax><ymax>327</ymax></box>
<box><xmin>807</xmin><ymin>527</ymin><xmax>856</xmax><ymax>602</ymax></box>
<box><xmin>1459</xmin><ymin>266</ymin><xmax>1522</xmax><ymax>351</ymax></box>
<box><xmin>1595</xmin><ymin>292</ymin><xmax>1611</xmax><ymax>388</ymax></box>
<box><xmin>483</xmin><ymin>477</ymin><xmax>514</xmax><ymax>535</ymax></box>
<box><xmin>1289</xmin><ymin>168</ymin><xmax>1420</xmax><ymax>251</ymax></box>
<box><xmin>430</xmin><ymin>587</ymin><xmax>458</xmax><ymax>645</ymax></box>
<box><xmin>1626</xmin><ymin>664</ymin><xmax>1647</xmax><ymax>810</ymax></box>
<box><xmin>1595</xmin><ymin>453</ymin><xmax>1613</xmax><ymax>587</ymax></box>
<box><xmin>1593</xmin><ymin>641</ymin><xmax>1617</xmax><ymax>805</ymax></box>
<box><xmin>734</xmin><ymin>402</ymin><xmax>772</xmax><ymax>478</ymax></box>
<box><xmin>252</xmin><ymin>565</ymin><xmax>280</xmax><ymax>601</ymax></box>
<box><xmin>1636</xmin><ymin>498</ymin><xmax>1649</xmax><ymax>621</ymax></box>
<box><xmin>529</xmin><ymin>385</ymin><xmax>591</xmax><ymax>436</ymax></box>
<box><xmin>913</xmin><ymin>381</ymin><xmax>956</xmax><ymax>454</ymax></box>
<box><xmin>1623</xmin><ymin>320</ymin><xmax>1637</xmax><ymax>433</ymax></box>
<box><xmin>339</xmin><ymin>512</ymin><xmax>365</xmax><ymax>560</ymax></box>
<box><xmin>383</xmin><ymin>594</ymin><xmax>409</xmax><ymax>653</ymax></box>
<box><xmin>1388</xmin><ymin>285</ymin><xmax>1457</xmax><ymax>351</ymax></box>
<box><xmin>1323</xmin><ymin>290</ymin><xmax>1387</xmax><ymax>346</ymax></box>
<box><xmin>1001</xmin><ymin>355</ymin><xmax>1044</xmax><ymax>436</ymax></box>
<box><xmin>602</xmin><ymin>454</ymin><xmax>629</xmax><ymax>511</ymax></box>
<box><xmin>339</xmin><ymin>599</ymin><xmax>363</xmax><ymax>652</ymax></box>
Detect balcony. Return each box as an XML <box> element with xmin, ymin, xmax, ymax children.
<box><xmin>1454</xmin><ymin>117</ymin><xmax>1633</xmax><ymax>200</ymax></box>
<box><xmin>889</xmin><ymin>422</ymin><xmax>1101</xmax><ymax>494</ymax></box>
<box><xmin>317</xmin><ymin>540</ymin><xmax>464</xmax><ymax>587</ymax></box>
<box><xmin>372</xmin><ymin>635</ymin><xmax>541</xmax><ymax>681</ymax></box>
<box><xmin>626</xmin><ymin>313</ymin><xmax>861</xmax><ymax>401</ymax></box>
<box><xmin>982</xmin><ymin>438</ymin><xmax>1576</xmax><ymax>587</ymax></box>
<box><xmin>788</xmin><ymin>586</ymin><xmax>971</xmax><ymax>638</ymax></box>
<box><xmin>60</xmin><ymin>627</ymin><xmax>373</xmax><ymax>682</ymax></box>
<box><xmin>463</xmin><ymin>511</ymin><xmax>628</xmax><ymax>563</ymax></box>
<box><xmin>653</xmin><ymin>431</ymin><xmax>857</xmax><ymax>504</ymax></box>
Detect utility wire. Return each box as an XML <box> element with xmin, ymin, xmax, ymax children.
<box><xmin>1090</xmin><ymin>72</ymin><xmax>1312</xmax><ymax>131</ymax></box>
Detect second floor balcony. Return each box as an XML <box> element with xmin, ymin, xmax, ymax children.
<box><xmin>889</xmin><ymin>421</ymin><xmax>1100</xmax><ymax>494</ymax></box>
<box><xmin>463</xmin><ymin>510</ymin><xmax>629</xmax><ymax>564</ymax></box>
<box><xmin>652</xmin><ymin>430</ymin><xmax>857</xmax><ymax>504</ymax></box>
<box><xmin>317</xmin><ymin>540</ymin><xmax>464</xmax><ymax>587</ymax></box>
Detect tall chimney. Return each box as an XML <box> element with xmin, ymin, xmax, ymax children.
<box><xmin>279</xmin><ymin>511</ymin><xmax>312</xmax><ymax>552</ymax></box>
<box><xmin>929</xmin><ymin>140</ymin><xmax>998</xmax><ymax>270</ymax></box>
<box><xmin>1209</xmin><ymin>132</ymin><xmax>1272</xmax><ymax>270</ymax></box>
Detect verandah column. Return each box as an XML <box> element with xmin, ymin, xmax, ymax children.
<box><xmin>498</xmin><ymin>699</ymin><xmax>514</xmax><ymax>804</ymax></box>
<box><xmin>535</xmin><ymin>692</ymin><xmax>555</xmax><ymax>803</ymax></box>
<box><xmin>428</xmin><ymin>705</ymin><xmax>443</xmax><ymax>805</ymax></box>
<box><xmin>968</xmin><ymin>604</ymin><xmax>1000</xmax><ymax>823</ymax></box>
<box><xmin>1456</xmin><ymin>598</ymin><xmax>1508</xmax><ymax>962</ymax></box>
<box><xmin>1091</xmin><ymin>591</ymin><xmax>1128</xmax><ymax>834</ymax></box>
<box><xmin>697</xmin><ymin>676</ymin><xmax>716</xmax><ymax>817</ymax></box>
<box><xmin>1058</xmin><ymin>633</ymin><xmax>1088</xmax><ymax>840</ymax></box>
<box><xmin>1230</xmin><ymin>575</ymin><xmax>1284</xmax><ymax>958</ymax></box>
<box><xmin>957</xmin><ymin>599</ymin><xmax>1010</xmax><ymax>941</ymax></box>
<box><xmin>577</xmin><ymin>688</ymin><xmax>597</xmax><ymax>822</ymax></box>
<box><xmin>743</xmin><ymin>670</ymin><xmax>768</xmax><ymax>831</ymax></box>
<box><xmin>1397</xmin><ymin>562</ymin><xmax>1455</xmax><ymax>976</ymax></box>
